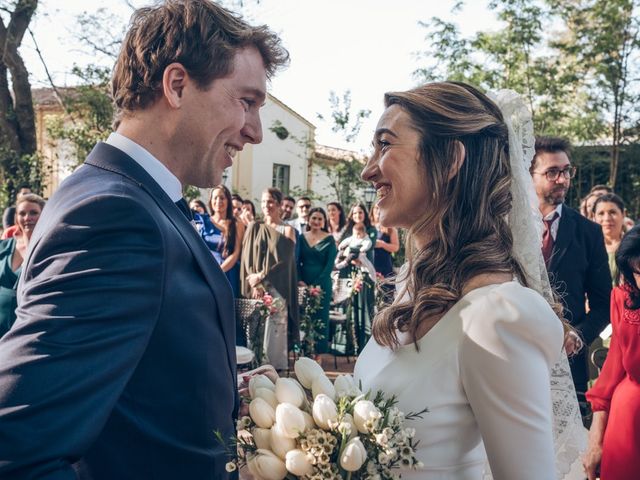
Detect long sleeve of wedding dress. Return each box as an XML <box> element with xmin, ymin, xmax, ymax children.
<box><xmin>459</xmin><ymin>284</ymin><xmax>563</xmax><ymax>479</ymax></box>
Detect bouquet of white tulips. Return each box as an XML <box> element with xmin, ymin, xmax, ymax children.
<box><xmin>224</xmin><ymin>357</ymin><xmax>426</xmax><ymax>480</ymax></box>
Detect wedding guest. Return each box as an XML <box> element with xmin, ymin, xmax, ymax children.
<box><xmin>339</xmin><ymin>202</ymin><xmax>377</xmax><ymax>354</ymax></box>
<box><xmin>0</xmin><ymin>194</ymin><xmax>45</xmax><ymax>337</ymax></box>
<box><xmin>0</xmin><ymin>1</ymin><xmax>288</xmax><ymax>477</ymax></box>
<box><xmin>1</xmin><ymin>185</ymin><xmax>32</xmax><ymax>240</ymax></box>
<box><xmin>209</xmin><ymin>185</ymin><xmax>244</xmax><ymax>297</ymax></box>
<box><xmin>1</xmin><ymin>184</ymin><xmax>31</xmax><ymax>231</ymax></box>
<box><xmin>297</xmin><ymin>207</ymin><xmax>337</xmax><ymax>354</ymax></box>
<box><xmin>240</xmin><ymin>199</ymin><xmax>256</xmax><ymax>225</ymax></box>
<box><xmin>232</xmin><ymin>193</ymin><xmax>244</xmax><ymax>219</ymax></box>
<box><xmin>289</xmin><ymin>196</ymin><xmax>311</xmax><ymax>233</ymax></box>
<box><xmin>590</xmin><ymin>184</ymin><xmax>612</xmax><ymax>196</ymax></box>
<box><xmin>240</xmin><ymin>187</ymin><xmax>298</xmax><ymax>371</ymax></box>
<box><xmin>327</xmin><ymin>201</ymin><xmax>347</xmax><ymax>243</ymax></box>
<box><xmin>531</xmin><ymin>136</ymin><xmax>611</xmax><ymax>420</ymax></box>
<box><xmin>592</xmin><ymin>193</ymin><xmax>626</xmax><ymax>286</ymax></box>
<box><xmin>189</xmin><ymin>198</ymin><xmax>208</xmax><ymax>215</ymax></box>
<box><xmin>580</xmin><ymin>193</ymin><xmax>598</xmax><ymax>219</ymax></box>
<box><xmin>584</xmin><ymin>224</ymin><xmax>640</xmax><ymax>480</ymax></box>
<box><xmin>370</xmin><ymin>203</ymin><xmax>399</xmax><ymax>304</ymax></box>
<box><xmin>282</xmin><ymin>195</ymin><xmax>295</xmax><ymax>221</ymax></box>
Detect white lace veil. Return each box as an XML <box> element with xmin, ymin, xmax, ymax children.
<box><xmin>485</xmin><ymin>90</ymin><xmax>587</xmax><ymax>479</ymax></box>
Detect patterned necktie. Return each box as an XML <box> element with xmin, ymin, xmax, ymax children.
<box><xmin>542</xmin><ymin>212</ymin><xmax>559</xmax><ymax>267</ymax></box>
<box><xmin>175</xmin><ymin>198</ymin><xmax>193</xmax><ymax>221</ymax></box>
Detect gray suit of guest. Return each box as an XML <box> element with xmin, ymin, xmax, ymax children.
<box><xmin>0</xmin><ymin>142</ymin><xmax>237</xmax><ymax>479</ymax></box>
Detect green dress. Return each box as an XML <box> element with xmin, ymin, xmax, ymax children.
<box><xmin>0</xmin><ymin>237</ymin><xmax>20</xmax><ymax>337</ymax></box>
<box><xmin>298</xmin><ymin>234</ymin><xmax>337</xmax><ymax>353</ymax></box>
<box><xmin>337</xmin><ymin>226</ymin><xmax>377</xmax><ymax>355</ymax></box>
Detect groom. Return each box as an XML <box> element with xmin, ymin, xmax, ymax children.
<box><xmin>0</xmin><ymin>1</ymin><xmax>287</xmax><ymax>478</ymax></box>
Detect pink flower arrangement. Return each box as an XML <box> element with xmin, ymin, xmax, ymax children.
<box><xmin>308</xmin><ymin>286</ymin><xmax>321</xmax><ymax>298</ymax></box>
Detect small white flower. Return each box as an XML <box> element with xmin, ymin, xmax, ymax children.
<box><xmin>225</xmin><ymin>461</ymin><xmax>237</xmax><ymax>472</ymax></box>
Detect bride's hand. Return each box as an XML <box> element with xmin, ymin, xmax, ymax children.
<box><xmin>563</xmin><ymin>331</ymin><xmax>583</xmax><ymax>356</ymax></box>
<box><xmin>237</xmin><ymin>365</ymin><xmax>280</xmax><ymax>416</ymax></box>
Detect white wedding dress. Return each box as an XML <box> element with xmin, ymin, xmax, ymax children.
<box><xmin>354</xmin><ymin>281</ymin><xmax>565</xmax><ymax>479</ymax></box>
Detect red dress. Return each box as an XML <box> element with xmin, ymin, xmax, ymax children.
<box><xmin>586</xmin><ymin>286</ymin><xmax>640</xmax><ymax>479</ymax></box>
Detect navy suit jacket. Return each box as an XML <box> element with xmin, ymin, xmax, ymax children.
<box><xmin>0</xmin><ymin>143</ymin><xmax>238</xmax><ymax>479</ymax></box>
<box><xmin>547</xmin><ymin>205</ymin><xmax>611</xmax><ymax>392</ymax></box>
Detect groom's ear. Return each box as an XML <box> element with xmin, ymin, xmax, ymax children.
<box><xmin>447</xmin><ymin>140</ymin><xmax>466</xmax><ymax>181</ymax></box>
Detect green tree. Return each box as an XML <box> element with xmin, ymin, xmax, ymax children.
<box><xmin>550</xmin><ymin>0</ymin><xmax>640</xmax><ymax>188</ymax></box>
<box><xmin>316</xmin><ymin>90</ymin><xmax>370</xmax><ymax>207</ymax></box>
<box><xmin>0</xmin><ymin>0</ymin><xmax>45</xmax><ymax>208</ymax></box>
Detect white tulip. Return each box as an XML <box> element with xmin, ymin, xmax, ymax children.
<box><xmin>294</xmin><ymin>356</ymin><xmax>324</xmax><ymax>389</ymax></box>
<box><xmin>275</xmin><ymin>377</ymin><xmax>306</xmax><ymax>407</ymax></box>
<box><xmin>334</xmin><ymin>374</ymin><xmax>361</xmax><ymax>398</ymax></box>
<box><xmin>252</xmin><ymin>428</ymin><xmax>271</xmax><ymax>450</ymax></box>
<box><xmin>249</xmin><ymin>374</ymin><xmax>275</xmax><ymax>398</ymax></box>
<box><xmin>285</xmin><ymin>449</ymin><xmax>314</xmax><ymax>476</ymax></box>
<box><xmin>312</xmin><ymin>393</ymin><xmax>339</xmax><ymax>430</ymax></box>
<box><xmin>249</xmin><ymin>397</ymin><xmax>276</xmax><ymax>429</ymax></box>
<box><xmin>247</xmin><ymin>449</ymin><xmax>288</xmax><ymax>480</ymax></box>
<box><xmin>275</xmin><ymin>403</ymin><xmax>306</xmax><ymax>439</ymax></box>
<box><xmin>270</xmin><ymin>423</ymin><xmax>297</xmax><ymax>459</ymax></box>
<box><xmin>353</xmin><ymin>400</ymin><xmax>382</xmax><ymax>433</ymax></box>
<box><xmin>311</xmin><ymin>374</ymin><xmax>336</xmax><ymax>401</ymax></box>
<box><xmin>301</xmin><ymin>410</ymin><xmax>316</xmax><ymax>430</ymax></box>
<box><xmin>254</xmin><ymin>387</ymin><xmax>279</xmax><ymax>409</ymax></box>
<box><xmin>340</xmin><ymin>437</ymin><xmax>367</xmax><ymax>472</ymax></box>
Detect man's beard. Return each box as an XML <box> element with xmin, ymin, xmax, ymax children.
<box><xmin>544</xmin><ymin>187</ymin><xmax>566</xmax><ymax>206</ymax></box>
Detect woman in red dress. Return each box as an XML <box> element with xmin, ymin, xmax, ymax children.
<box><xmin>584</xmin><ymin>223</ymin><xmax>640</xmax><ymax>480</ymax></box>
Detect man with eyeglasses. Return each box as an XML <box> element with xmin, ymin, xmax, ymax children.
<box><xmin>289</xmin><ymin>196</ymin><xmax>312</xmax><ymax>234</ymax></box>
<box><xmin>530</xmin><ymin>136</ymin><xmax>611</xmax><ymax>427</ymax></box>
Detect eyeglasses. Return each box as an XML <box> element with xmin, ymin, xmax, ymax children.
<box><xmin>534</xmin><ymin>166</ymin><xmax>576</xmax><ymax>181</ymax></box>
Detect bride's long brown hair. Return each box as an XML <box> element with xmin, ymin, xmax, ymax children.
<box><xmin>372</xmin><ymin>82</ymin><xmax>533</xmax><ymax>349</ymax></box>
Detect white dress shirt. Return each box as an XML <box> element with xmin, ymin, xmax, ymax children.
<box><xmin>105</xmin><ymin>132</ymin><xmax>183</xmax><ymax>202</ymax></box>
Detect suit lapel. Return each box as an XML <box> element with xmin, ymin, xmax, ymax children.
<box><xmin>549</xmin><ymin>205</ymin><xmax>575</xmax><ymax>271</ymax></box>
<box><xmin>85</xmin><ymin>143</ymin><xmax>237</xmax><ymax>373</ymax></box>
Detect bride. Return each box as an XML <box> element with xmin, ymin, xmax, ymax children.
<box><xmin>354</xmin><ymin>82</ymin><xmax>584</xmax><ymax>479</ymax></box>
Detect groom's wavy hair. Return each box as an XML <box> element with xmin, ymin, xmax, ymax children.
<box><xmin>373</xmin><ymin>81</ymin><xmax>553</xmax><ymax>349</ymax></box>
<box><xmin>112</xmin><ymin>0</ymin><xmax>289</xmax><ymax>119</ymax></box>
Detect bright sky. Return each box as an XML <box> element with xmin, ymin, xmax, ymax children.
<box><xmin>23</xmin><ymin>0</ymin><xmax>499</xmax><ymax>151</ymax></box>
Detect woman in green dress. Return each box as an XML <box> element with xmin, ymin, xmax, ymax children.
<box><xmin>297</xmin><ymin>207</ymin><xmax>337</xmax><ymax>354</ymax></box>
<box><xmin>0</xmin><ymin>194</ymin><xmax>45</xmax><ymax>337</ymax></box>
